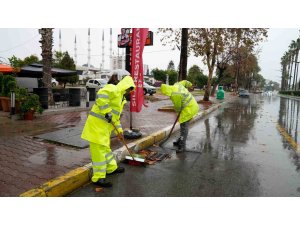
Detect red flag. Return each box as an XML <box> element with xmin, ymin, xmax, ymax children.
<box><xmin>130</xmin><ymin>28</ymin><xmax>149</xmax><ymax>112</ymax></box>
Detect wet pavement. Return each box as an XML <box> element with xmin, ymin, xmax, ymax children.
<box><xmin>0</xmin><ymin>93</ymin><xmax>211</xmax><ymax>196</ymax></box>
<box><xmin>69</xmin><ymin>94</ymin><xmax>300</xmax><ymax>197</ymax></box>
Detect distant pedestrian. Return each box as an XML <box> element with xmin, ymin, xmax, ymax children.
<box><xmin>161</xmin><ymin>83</ymin><xmax>199</xmax><ymax>152</ymax></box>
<box><xmin>81</xmin><ymin>75</ymin><xmax>135</xmax><ymax>187</ymax></box>
<box><xmin>107</xmin><ymin>72</ymin><xmax>122</xmax><ymax>85</ymax></box>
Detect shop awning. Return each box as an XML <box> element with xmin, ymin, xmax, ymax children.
<box><xmin>17</xmin><ymin>63</ymin><xmax>77</xmax><ymax>78</ymax></box>
<box><xmin>0</xmin><ymin>64</ymin><xmax>14</xmax><ymax>73</ymax></box>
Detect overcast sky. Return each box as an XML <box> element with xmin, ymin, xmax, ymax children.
<box><xmin>0</xmin><ymin>28</ymin><xmax>299</xmax><ymax>83</ymax></box>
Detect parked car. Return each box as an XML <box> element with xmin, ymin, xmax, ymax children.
<box><xmin>143</xmin><ymin>82</ymin><xmax>156</xmax><ymax>95</ymax></box>
<box><xmin>239</xmin><ymin>90</ymin><xmax>250</xmax><ymax>97</ymax></box>
<box><xmin>263</xmin><ymin>91</ymin><xmax>273</xmax><ymax>96</ymax></box>
<box><xmin>86</xmin><ymin>79</ymin><xmax>107</xmax><ymax>90</ymax></box>
<box><xmin>52</xmin><ymin>78</ymin><xmax>59</xmax><ymax>87</ymax></box>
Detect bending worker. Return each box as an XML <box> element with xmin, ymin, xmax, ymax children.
<box><xmin>81</xmin><ymin>75</ymin><xmax>135</xmax><ymax>187</ymax></box>
<box><xmin>177</xmin><ymin>80</ymin><xmax>193</xmax><ymax>90</ymax></box>
<box><xmin>161</xmin><ymin>82</ymin><xmax>199</xmax><ymax>153</ymax></box>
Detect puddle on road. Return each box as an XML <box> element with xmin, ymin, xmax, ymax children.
<box><xmin>27</xmin><ymin>145</ymin><xmax>90</xmax><ymax>167</ymax></box>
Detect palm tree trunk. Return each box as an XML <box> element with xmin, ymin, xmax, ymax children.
<box><xmin>293</xmin><ymin>52</ymin><xmax>298</xmax><ymax>90</ymax></box>
<box><xmin>288</xmin><ymin>54</ymin><xmax>295</xmax><ymax>90</ymax></box>
<box><xmin>40</xmin><ymin>28</ymin><xmax>53</xmax><ymax>103</ymax></box>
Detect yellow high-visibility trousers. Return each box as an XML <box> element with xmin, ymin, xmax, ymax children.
<box><xmin>89</xmin><ymin>142</ymin><xmax>117</xmax><ymax>182</ymax></box>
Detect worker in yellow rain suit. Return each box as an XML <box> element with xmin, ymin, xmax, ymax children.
<box><xmin>161</xmin><ymin>83</ymin><xmax>199</xmax><ymax>153</ymax></box>
<box><xmin>81</xmin><ymin>75</ymin><xmax>136</xmax><ymax>187</ymax></box>
<box><xmin>177</xmin><ymin>80</ymin><xmax>193</xmax><ymax>90</ymax></box>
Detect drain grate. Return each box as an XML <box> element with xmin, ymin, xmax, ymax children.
<box><xmin>137</xmin><ymin>149</ymin><xmax>171</xmax><ymax>165</ymax></box>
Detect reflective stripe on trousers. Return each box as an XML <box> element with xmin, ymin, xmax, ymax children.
<box><xmin>89</xmin><ymin>142</ymin><xmax>117</xmax><ymax>182</ymax></box>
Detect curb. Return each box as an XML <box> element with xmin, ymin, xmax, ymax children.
<box><xmin>277</xmin><ymin>94</ymin><xmax>300</xmax><ymax>101</ymax></box>
<box><xmin>20</xmin><ymin>98</ymin><xmax>230</xmax><ymax>197</ymax></box>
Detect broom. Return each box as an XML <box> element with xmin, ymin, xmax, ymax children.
<box><xmin>111</xmin><ymin>121</ymin><xmax>146</xmax><ymax>166</ymax></box>
<box><xmin>159</xmin><ymin>111</ymin><xmax>181</xmax><ymax>147</ymax></box>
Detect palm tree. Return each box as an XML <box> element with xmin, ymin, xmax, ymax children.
<box><xmin>294</xmin><ymin>38</ymin><xmax>300</xmax><ymax>90</ymax></box>
<box><xmin>288</xmin><ymin>41</ymin><xmax>296</xmax><ymax>90</ymax></box>
<box><xmin>39</xmin><ymin>28</ymin><xmax>53</xmax><ymax>102</ymax></box>
<box><xmin>291</xmin><ymin>39</ymin><xmax>300</xmax><ymax>90</ymax></box>
<box><xmin>281</xmin><ymin>51</ymin><xmax>289</xmax><ymax>90</ymax></box>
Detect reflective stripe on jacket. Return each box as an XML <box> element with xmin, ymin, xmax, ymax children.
<box><xmin>161</xmin><ymin>83</ymin><xmax>199</xmax><ymax>123</ymax></box>
<box><xmin>81</xmin><ymin>76</ymin><xmax>136</xmax><ymax>146</ymax></box>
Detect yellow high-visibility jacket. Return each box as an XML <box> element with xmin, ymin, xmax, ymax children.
<box><xmin>177</xmin><ymin>80</ymin><xmax>193</xmax><ymax>89</ymax></box>
<box><xmin>81</xmin><ymin>76</ymin><xmax>136</xmax><ymax>146</ymax></box>
<box><xmin>161</xmin><ymin>83</ymin><xmax>199</xmax><ymax>123</ymax></box>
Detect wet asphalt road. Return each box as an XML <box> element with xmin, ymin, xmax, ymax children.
<box><xmin>69</xmin><ymin>94</ymin><xmax>300</xmax><ymax>197</ymax></box>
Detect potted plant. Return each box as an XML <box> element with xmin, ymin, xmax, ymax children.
<box><xmin>15</xmin><ymin>87</ymin><xmax>29</xmax><ymax>114</ymax></box>
<box><xmin>20</xmin><ymin>93</ymin><xmax>44</xmax><ymax>120</ymax></box>
<box><xmin>0</xmin><ymin>75</ymin><xmax>16</xmax><ymax>112</ymax></box>
<box><xmin>0</xmin><ymin>73</ymin><xmax>3</xmax><ymax>111</ymax></box>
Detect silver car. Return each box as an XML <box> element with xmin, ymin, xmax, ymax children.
<box><xmin>239</xmin><ymin>90</ymin><xmax>250</xmax><ymax>97</ymax></box>
<box><xmin>86</xmin><ymin>79</ymin><xmax>107</xmax><ymax>90</ymax></box>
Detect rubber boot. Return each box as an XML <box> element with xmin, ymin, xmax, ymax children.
<box><xmin>93</xmin><ymin>178</ymin><xmax>113</xmax><ymax>187</ymax></box>
<box><xmin>173</xmin><ymin>138</ymin><xmax>181</xmax><ymax>146</ymax></box>
<box><xmin>107</xmin><ymin>167</ymin><xmax>125</xmax><ymax>175</ymax></box>
<box><xmin>176</xmin><ymin>139</ymin><xmax>185</xmax><ymax>153</ymax></box>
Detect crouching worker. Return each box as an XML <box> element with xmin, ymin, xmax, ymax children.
<box><xmin>161</xmin><ymin>83</ymin><xmax>199</xmax><ymax>153</ymax></box>
<box><xmin>81</xmin><ymin>75</ymin><xmax>136</xmax><ymax>187</ymax></box>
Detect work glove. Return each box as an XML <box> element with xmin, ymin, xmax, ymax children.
<box><xmin>105</xmin><ymin>113</ymin><xmax>112</xmax><ymax>123</ymax></box>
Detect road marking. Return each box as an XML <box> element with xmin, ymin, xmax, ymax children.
<box><xmin>276</xmin><ymin>123</ymin><xmax>300</xmax><ymax>153</ymax></box>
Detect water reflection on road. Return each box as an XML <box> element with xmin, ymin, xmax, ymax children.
<box><xmin>186</xmin><ymin>94</ymin><xmax>300</xmax><ymax>196</ymax></box>
<box><xmin>70</xmin><ymin>94</ymin><xmax>300</xmax><ymax>197</ymax></box>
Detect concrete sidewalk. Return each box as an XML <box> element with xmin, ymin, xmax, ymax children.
<box><xmin>0</xmin><ymin>93</ymin><xmax>235</xmax><ymax>196</ymax></box>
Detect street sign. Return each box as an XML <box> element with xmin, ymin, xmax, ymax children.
<box><xmin>118</xmin><ymin>30</ymin><xmax>153</xmax><ymax>48</ymax></box>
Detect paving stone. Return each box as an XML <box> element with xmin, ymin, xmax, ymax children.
<box><xmin>0</xmin><ymin>94</ymin><xmax>222</xmax><ymax>196</ymax></box>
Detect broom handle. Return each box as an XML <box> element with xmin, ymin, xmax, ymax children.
<box><xmin>167</xmin><ymin>111</ymin><xmax>181</xmax><ymax>139</ymax></box>
<box><xmin>111</xmin><ymin>121</ymin><xmax>136</xmax><ymax>161</ymax></box>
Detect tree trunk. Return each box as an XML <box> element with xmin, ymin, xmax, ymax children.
<box><xmin>288</xmin><ymin>54</ymin><xmax>294</xmax><ymax>90</ymax></box>
<box><xmin>293</xmin><ymin>51</ymin><xmax>299</xmax><ymax>90</ymax></box>
<box><xmin>178</xmin><ymin>28</ymin><xmax>188</xmax><ymax>81</ymax></box>
<box><xmin>211</xmin><ymin>84</ymin><xmax>218</xmax><ymax>96</ymax></box>
<box><xmin>203</xmin><ymin>69</ymin><xmax>213</xmax><ymax>101</ymax></box>
<box><xmin>40</xmin><ymin>28</ymin><xmax>53</xmax><ymax>103</ymax></box>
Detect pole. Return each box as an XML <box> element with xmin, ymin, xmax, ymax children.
<box><xmin>86</xmin><ymin>89</ymin><xmax>89</xmax><ymax>108</ymax></box>
<box><xmin>10</xmin><ymin>91</ymin><xmax>15</xmax><ymax>116</ymax></box>
<box><xmin>125</xmin><ymin>46</ymin><xmax>133</xmax><ymax>130</ymax></box>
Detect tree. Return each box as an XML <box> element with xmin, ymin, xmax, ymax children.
<box><xmin>291</xmin><ymin>38</ymin><xmax>300</xmax><ymax>90</ymax></box>
<box><xmin>195</xmin><ymin>74</ymin><xmax>208</xmax><ymax>89</ymax></box>
<box><xmin>167</xmin><ymin>60</ymin><xmax>175</xmax><ymax>71</ymax></box>
<box><xmin>280</xmin><ymin>51</ymin><xmax>289</xmax><ymax>91</ymax></box>
<box><xmin>23</xmin><ymin>55</ymin><xmax>40</xmax><ymax>66</ymax></box>
<box><xmin>178</xmin><ymin>28</ymin><xmax>188</xmax><ymax>81</ymax></box>
<box><xmin>53</xmin><ymin>51</ymin><xmax>77</xmax><ymax>88</ymax></box>
<box><xmin>152</xmin><ymin>68</ymin><xmax>178</xmax><ymax>85</ymax></box>
<box><xmin>186</xmin><ymin>65</ymin><xmax>208</xmax><ymax>89</ymax></box>
<box><xmin>189</xmin><ymin>28</ymin><xmax>225</xmax><ymax>101</ymax></box>
<box><xmin>39</xmin><ymin>28</ymin><xmax>53</xmax><ymax>89</ymax></box>
<box><xmin>159</xmin><ymin>28</ymin><xmax>267</xmax><ymax>100</ymax></box>
<box><xmin>8</xmin><ymin>54</ymin><xmax>40</xmax><ymax>68</ymax></box>
<box><xmin>8</xmin><ymin>55</ymin><xmax>23</xmax><ymax>69</ymax></box>
<box><xmin>53</xmin><ymin>51</ymin><xmax>64</xmax><ymax>67</ymax></box>
<box><xmin>152</xmin><ymin>68</ymin><xmax>166</xmax><ymax>82</ymax></box>
<box><xmin>158</xmin><ymin>28</ymin><xmax>188</xmax><ymax>81</ymax></box>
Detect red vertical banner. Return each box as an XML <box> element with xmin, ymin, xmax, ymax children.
<box><xmin>130</xmin><ymin>28</ymin><xmax>149</xmax><ymax>112</ymax></box>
